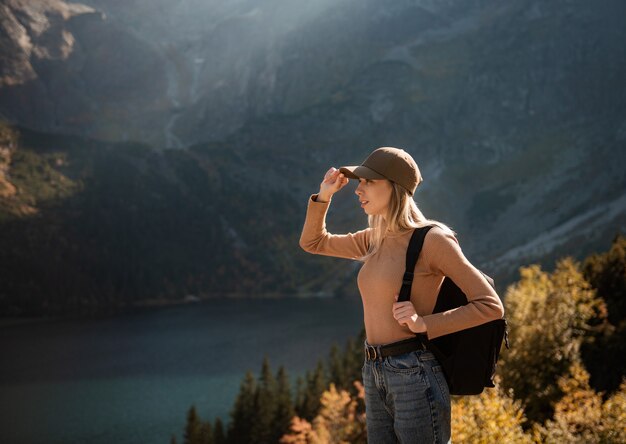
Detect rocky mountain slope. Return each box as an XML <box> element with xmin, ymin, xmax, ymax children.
<box><xmin>0</xmin><ymin>0</ymin><xmax>625</xmax><ymax>315</ymax></box>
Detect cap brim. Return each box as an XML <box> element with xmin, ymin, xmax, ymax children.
<box><xmin>339</xmin><ymin>165</ymin><xmax>386</xmax><ymax>181</ymax></box>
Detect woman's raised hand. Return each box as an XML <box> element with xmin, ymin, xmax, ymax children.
<box><xmin>317</xmin><ymin>167</ymin><xmax>349</xmax><ymax>202</ymax></box>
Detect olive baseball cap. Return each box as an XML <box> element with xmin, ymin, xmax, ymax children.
<box><xmin>339</xmin><ymin>147</ymin><xmax>423</xmax><ymax>195</ymax></box>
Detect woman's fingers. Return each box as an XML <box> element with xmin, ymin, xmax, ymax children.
<box><xmin>392</xmin><ymin>300</ymin><xmax>425</xmax><ymax>333</ymax></box>
<box><xmin>326</xmin><ymin>171</ymin><xmax>346</xmax><ymax>189</ymax></box>
<box><xmin>393</xmin><ymin>302</ymin><xmax>416</xmax><ymax>318</ymax></box>
<box><xmin>393</xmin><ymin>301</ymin><xmax>412</xmax><ymax>311</ymax></box>
<box><xmin>335</xmin><ymin>174</ymin><xmax>348</xmax><ymax>190</ymax></box>
<box><xmin>320</xmin><ymin>168</ymin><xmax>349</xmax><ymax>197</ymax></box>
<box><xmin>323</xmin><ymin>167</ymin><xmax>337</xmax><ymax>182</ymax></box>
<box><xmin>393</xmin><ymin>302</ymin><xmax>413</xmax><ymax>328</ymax></box>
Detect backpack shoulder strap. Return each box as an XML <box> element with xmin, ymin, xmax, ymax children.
<box><xmin>398</xmin><ymin>225</ymin><xmax>435</xmax><ymax>303</ymax></box>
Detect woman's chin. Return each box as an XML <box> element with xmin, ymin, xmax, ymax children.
<box><xmin>362</xmin><ymin>207</ymin><xmax>377</xmax><ymax>216</ymax></box>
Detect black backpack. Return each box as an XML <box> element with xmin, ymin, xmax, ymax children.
<box><xmin>399</xmin><ymin>225</ymin><xmax>510</xmax><ymax>395</ymax></box>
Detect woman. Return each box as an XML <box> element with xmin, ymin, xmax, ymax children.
<box><xmin>299</xmin><ymin>147</ymin><xmax>504</xmax><ymax>444</ymax></box>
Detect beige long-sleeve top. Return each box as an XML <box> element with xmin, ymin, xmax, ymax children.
<box><xmin>299</xmin><ymin>194</ymin><xmax>505</xmax><ymax>346</ymax></box>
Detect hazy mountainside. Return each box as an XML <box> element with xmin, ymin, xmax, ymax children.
<box><xmin>204</xmin><ymin>0</ymin><xmax>626</xmax><ymax>282</ymax></box>
<box><xmin>3</xmin><ymin>0</ymin><xmax>597</xmax><ymax>148</ymax></box>
<box><xmin>0</xmin><ymin>123</ymin><xmax>350</xmax><ymax>316</ymax></box>
<box><xmin>0</xmin><ymin>0</ymin><xmax>625</xmax><ymax>315</ymax></box>
<box><xmin>0</xmin><ymin>0</ymin><xmax>354</xmax><ymax>146</ymax></box>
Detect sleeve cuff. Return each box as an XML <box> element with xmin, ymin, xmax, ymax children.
<box><xmin>310</xmin><ymin>193</ymin><xmax>331</xmax><ymax>205</ymax></box>
<box><xmin>422</xmin><ymin>315</ymin><xmax>445</xmax><ymax>340</ymax></box>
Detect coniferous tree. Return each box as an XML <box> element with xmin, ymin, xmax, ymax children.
<box><xmin>293</xmin><ymin>375</ymin><xmax>306</xmax><ymax>417</ymax></box>
<box><xmin>184</xmin><ymin>405</ymin><xmax>203</xmax><ymax>444</ymax></box>
<box><xmin>299</xmin><ymin>359</ymin><xmax>327</xmax><ymax>421</ymax></box>
<box><xmin>325</xmin><ymin>330</ymin><xmax>367</xmax><ymax>395</ymax></box>
<box><xmin>328</xmin><ymin>343</ymin><xmax>346</xmax><ymax>390</ymax></box>
<box><xmin>199</xmin><ymin>421</ymin><xmax>214</xmax><ymax>444</ymax></box>
<box><xmin>213</xmin><ymin>417</ymin><xmax>226</xmax><ymax>444</ymax></box>
<box><xmin>273</xmin><ymin>365</ymin><xmax>296</xmax><ymax>442</ymax></box>
<box><xmin>228</xmin><ymin>370</ymin><xmax>257</xmax><ymax>444</ymax></box>
<box><xmin>250</xmin><ymin>356</ymin><xmax>278</xmax><ymax>444</ymax></box>
<box><xmin>342</xmin><ymin>330</ymin><xmax>366</xmax><ymax>395</ymax></box>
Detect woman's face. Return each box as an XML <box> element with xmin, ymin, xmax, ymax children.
<box><xmin>355</xmin><ymin>178</ymin><xmax>393</xmax><ymax>217</ymax></box>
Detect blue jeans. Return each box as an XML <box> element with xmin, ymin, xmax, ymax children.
<box><xmin>362</xmin><ymin>340</ymin><xmax>452</xmax><ymax>444</ymax></box>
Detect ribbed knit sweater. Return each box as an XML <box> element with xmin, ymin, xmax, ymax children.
<box><xmin>299</xmin><ymin>194</ymin><xmax>505</xmax><ymax>346</ymax></box>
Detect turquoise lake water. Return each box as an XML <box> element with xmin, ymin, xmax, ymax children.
<box><xmin>0</xmin><ymin>297</ymin><xmax>365</xmax><ymax>444</ymax></box>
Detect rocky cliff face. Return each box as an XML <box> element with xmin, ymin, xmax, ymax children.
<box><xmin>0</xmin><ymin>0</ymin><xmax>170</xmax><ymax>144</ymax></box>
<box><xmin>0</xmin><ymin>0</ymin><xmax>97</xmax><ymax>86</ymax></box>
<box><xmin>0</xmin><ymin>0</ymin><xmax>517</xmax><ymax>147</ymax></box>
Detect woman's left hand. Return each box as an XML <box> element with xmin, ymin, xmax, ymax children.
<box><xmin>392</xmin><ymin>294</ymin><xmax>428</xmax><ymax>334</ymax></box>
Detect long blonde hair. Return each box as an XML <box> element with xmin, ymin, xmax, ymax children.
<box><xmin>360</xmin><ymin>181</ymin><xmax>455</xmax><ymax>261</ymax></box>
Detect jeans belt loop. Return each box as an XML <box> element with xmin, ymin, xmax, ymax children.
<box><xmin>365</xmin><ymin>344</ymin><xmax>379</xmax><ymax>361</ymax></box>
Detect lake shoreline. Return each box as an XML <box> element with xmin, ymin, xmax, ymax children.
<box><xmin>0</xmin><ymin>292</ymin><xmax>350</xmax><ymax>327</ymax></box>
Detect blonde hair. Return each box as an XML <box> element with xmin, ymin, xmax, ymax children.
<box><xmin>360</xmin><ymin>181</ymin><xmax>455</xmax><ymax>261</ymax></box>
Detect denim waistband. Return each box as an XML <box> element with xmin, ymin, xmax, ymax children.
<box><xmin>363</xmin><ymin>336</ymin><xmax>429</xmax><ymax>361</ymax></box>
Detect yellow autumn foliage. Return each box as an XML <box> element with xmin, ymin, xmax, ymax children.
<box><xmin>499</xmin><ymin>258</ymin><xmax>607</xmax><ymax>422</ymax></box>
<box><xmin>451</xmin><ymin>376</ymin><xmax>533</xmax><ymax>444</ymax></box>
<box><xmin>279</xmin><ymin>416</ymin><xmax>313</xmax><ymax>444</ymax></box>
<box><xmin>534</xmin><ymin>360</ymin><xmax>626</xmax><ymax>444</ymax></box>
<box><xmin>280</xmin><ymin>381</ymin><xmax>366</xmax><ymax>444</ymax></box>
<box><xmin>282</xmin><ymin>371</ymin><xmax>625</xmax><ymax>444</ymax></box>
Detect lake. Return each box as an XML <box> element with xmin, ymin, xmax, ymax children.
<box><xmin>0</xmin><ymin>297</ymin><xmax>365</xmax><ymax>444</ymax></box>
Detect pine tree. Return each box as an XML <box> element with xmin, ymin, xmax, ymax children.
<box><xmin>273</xmin><ymin>365</ymin><xmax>296</xmax><ymax>443</ymax></box>
<box><xmin>299</xmin><ymin>359</ymin><xmax>327</xmax><ymax>421</ymax></box>
<box><xmin>324</xmin><ymin>333</ymin><xmax>364</xmax><ymax>396</ymax></box>
<box><xmin>228</xmin><ymin>370</ymin><xmax>257</xmax><ymax>444</ymax></box>
<box><xmin>294</xmin><ymin>375</ymin><xmax>306</xmax><ymax>416</ymax></box>
<box><xmin>184</xmin><ymin>405</ymin><xmax>203</xmax><ymax>444</ymax></box>
<box><xmin>199</xmin><ymin>421</ymin><xmax>214</xmax><ymax>444</ymax></box>
<box><xmin>328</xmin><ymin>343</ymin><xmax>346</xmax><ymax>390</ymax></box>
<box><xmin>250</xmin><ymin>356</ymin><xmax>278</xmax><ymax>444</ymax></box>
<box><xmin>342</xmin><ymin>330</ymin><xmax>365</xmax><ymax>395</ymax></box>
<box><xmin>213</xmin><ymin>417</ymin><xmax>226</xmax><ymax>444</ymax></box>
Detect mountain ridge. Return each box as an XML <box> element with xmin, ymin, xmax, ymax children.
<box><xmin>1</xmin><ymin>0</ymin><xmax>625</xmax><ymax>315</ymax></box>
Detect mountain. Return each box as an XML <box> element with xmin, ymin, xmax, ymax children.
<box><xmin>0</xmin><ymin>0</ymin><xmax>625</xmax><ymax>316</ymax></box>
<box><xmin>0</xmin><ymin>122</ymin><xmax>345</xmax><ymax>316</ymax></box>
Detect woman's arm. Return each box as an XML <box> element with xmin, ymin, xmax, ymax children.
<box><xmin>421</xmin><ymin>226</ymin><xmax>505</xmax><ymax>340</ymax></box>
<box><xmin>299</xmin><ymin>194</ymin><xmax>370</xmax><ymax>259</ymax></box>
<box><xmin>299</xmin><ymin>168</ymin><xmax>370</xmax><ymax>260</ymax></box>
